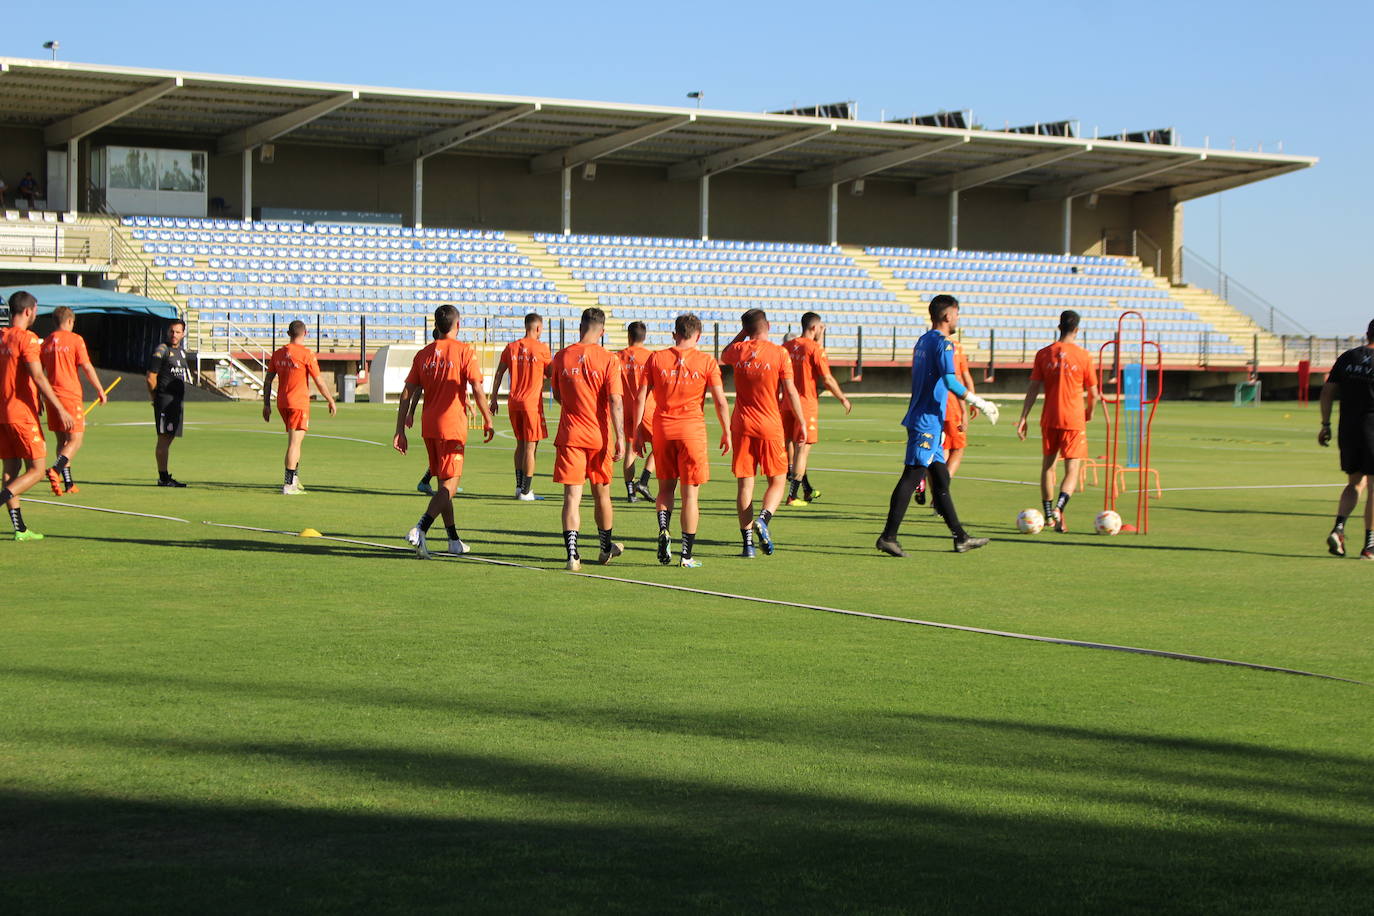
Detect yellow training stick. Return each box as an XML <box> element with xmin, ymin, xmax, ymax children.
<box><xmin>86</xmin><ymin>376</ymin><xmax>123</xmax><ymax>414</ymax></box>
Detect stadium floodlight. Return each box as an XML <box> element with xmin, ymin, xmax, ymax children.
<box><xmin>43</xmin><ymin>40</ymin><xmax>60</xmax><ymax>59</ymax></box>
<box><xmin>686</xmin><ymin>91</ymin><xmax>703</xmax><ymax>109</ymax></box>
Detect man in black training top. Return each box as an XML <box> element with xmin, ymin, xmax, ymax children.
<box><xmin>1319</xmin><ymin>318</ymin><xmax>1374</xmax><ymax>559</ymax></box>
<box><xmin>147</xmin><ymin>319</ymin><xmax>191</xmax><ymax>487</ymax></box>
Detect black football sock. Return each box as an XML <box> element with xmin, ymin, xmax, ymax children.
<box><xmin>787</xmin><ymin>476</ymin><xmax>800</xmax><ymax>500</ymax></box>
<box><xmin>681</xmin><ymin>532</ymin><xmax>696</xmax><ymax>559</ymax></box>
<box><xmin>284</xmin><ymin>467</ymin><xmax>297</xmax><ymax>486</ymax></box>
<box><xmin>417</xmin><ymin>513</ymin><xmax>435</xmax><ymax>532</ymax></box>
<box><xmin>0</xmin><ymin>488</ymin><xmax>11</xmax><ymax>506</ymax></box>
<box><xmin>598</xmin><ymin>529</ymin><xmax>613</xmax><ymax>553</ymax></box>
<box><xmin>564</xmin><ymin>529</ymin><xmax>579</xmax><ymax>560</ymax></box>
<box><xmin>1043</xmin><ymin>499</ymin><xmax>1055</xmax><ymax>519</ymax></box>
<box><xmin>1056</xmin><ymin>492</ymin><xmax>1071</xmax><ymax>513</ymax></box>
<box><xmin>54</xmin><ymin>455</ymin><xmax>69</xmax><ymax>471</ymax></box>
<box><xmin>1365</xmin><ymin>529</ymin><xmax>1374</xmax><ymax>553</ymax></box>
<box><xmin>522</xmin><ymin>472</ymin><xmax>534</xmax><ymax>495</ymax></box>
<box><xmin>60</xmin><ymin>464</ymin><xmax>74</xmax><ymax>488</ymax></box>
<box><xmin>928</xmin><ymin>463</ymin><xmax>969</xmax><ymax>541</ymax></box>
<box><xmin>881</xmin><ymin>465</ymin><xmax>925</xmax><ymax>539</ymax></box>
<box><xmin>638</xmin><ymin>468</ymin><xmax>651</xmax><ymax>488</ymax></box>
<box><xmin>656</xmin><ymin>508</ymin><xmax>671</xmax><ymax>532</ymax></box>
<box><xmin>741</xmin><ymin>527</ymin><xmax>754</xmax><ymax>549</ymax></box>
<box><xmin>515</xmin><ymin>469</ymin><xmax>524</xmax><ymax>492</ymax></box>
<box><xmin>758</xmin><ymin>508</ymin><xmax>773</xmax><ymax>525</ymax></box>
<box><xmin>8</xmin><ymin>506</ymin><xmax>26</xmax><ymax>533</ymax></box>
<box><xmin>1333</xmin><ymin>515</ymin><xmax>1348</xmax><ymax>534</ymax></box>
<box><xmin>801</xmin><ymin>473</ymin><xmax>813</xmax><ymax>497</ymax></box>
<box><xmin>419</xmin><ymin>471</ymin><xmax>433</xmax><ymax>486</ymax></box>
<box><xmin>445</xmin><ymin>524</ymin><xmax>459</xmax><ymax>541</ymax></box>
<box><xmin>160</xmin><ymin>470</ymin><xmax>171</xmax><ymax>483</ymax></box>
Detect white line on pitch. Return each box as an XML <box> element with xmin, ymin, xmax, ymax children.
<box><xmin>26</xmin><ymin>498</ymin><xmax>190</xmax><ymax>523</ymax></box>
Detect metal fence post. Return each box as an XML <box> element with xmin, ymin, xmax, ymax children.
<box><xmin>856</xmin><ymin>326</ymin><xmax>863</xmax><ymax>376</ymax></box>
<box><xmin>713</xmin><ymin>322</ymin><xmax>720</xmax><ymax>359</ymax></box>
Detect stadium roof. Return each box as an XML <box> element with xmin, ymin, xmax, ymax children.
<box><xmin>0</xmin><ymin>57</ymin><xmax>1315</xmax><ymax>201</ymax></box>
<box><xmin>1</xmin><ymin>284</ymin><xmax>178</xmax><ymax>318</ymax></box>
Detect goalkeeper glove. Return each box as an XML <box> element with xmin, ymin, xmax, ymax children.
<box><xmin>967</xmin><ymin>394</ymin><xmax>999</xmax><ymax>425</ymax></box>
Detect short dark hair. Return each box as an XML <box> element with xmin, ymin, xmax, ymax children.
<box><xmin>580</xmin><ymin>307</ymin><xmax>606</xmax><ymax>335</ymax></box>
<box><xmin>52</xmin><ymin>305</ymin><xmax>75</xmax><ymax>325</ymax></box>
<box><xmin>434</xmin><ymin>304</ymin><xmax>459</xmax><ymax>335</ymax></box>
<box><xmin>524</xmin><ymin>312</ymin><xmax>543</xmax><ymax>330</ymax></box>
<box><xmin>1058</xmin><ymin>310</ymin><xmax>1081</xmax><ymax>335</ymax></box>
<box><xmin>800</xmin><ymin>311</ymin><xmax>822</xmax><ymax>332</ymax></box>
<box><xmin>674</xmin><ymin>313</ymin><xmax>703</xmax><ymax>340</ymax></box>
<box><xmin>8</xmin><ymin>291</ymin><xmax>37</xmax><ymax>314</ymax></box>
<box><xmin>168</xmin><ymin>319</ymin><xmax>186</xmax><ymax>331</ymax></box>
<box><xmin>626</xmin><ymin>321</ymin><xmax>647</xmax><ymax>344</ymax></box>
<box><xmin>741</xmin><ymin>308</ymin><xmax>768</xmax><ymax>336</ymax></box>
<box><xmin>928</xmin><ymin>295</ymin><xmax>959</xmax><ymax>324</ymax></box>
<box><xmin>288</xmin><ymin>319</ymin><xmax>307</xmax><ymax>338</ymax></box>
<box><xmin>1367</xmin><ymin>319</ymin><xmax>1374</xmax><ymax>342</ymax></box>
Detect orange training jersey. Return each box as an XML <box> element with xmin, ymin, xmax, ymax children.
<box><xmin>722</xmin><ymin>338</ymin><xmax>792</xmax><ymax>439</ymax></box>
<box><xmin>617</xmin><ymin>343</ymin><xmax>656</xmax><ymax>425</ymax></box>
<box><xmin>406</xmin><ymin>338</ymin><xmax>483</xmax><ymax>441</ymax></box>
<box><xmin>1</xmin><ymin>326</ymin><xmax>43</xmax><ymax>424</ymax></box>
<box><xmin>1031</xmin><ymin>340</ymin><xmax>1097</xmax><ymax>430</ymax></box>
<box><xmin>644</xmin><ymin>346</ymin><xmax>722</xmax><ymax>441</ymax></box>
<box><xmin>945</xmin><ymin>339</ymin><xmax>970</xmax><ymax>425</ymax></box>
<box><xmin>40</xmin><ymin>329</ymin><xmax>91</xmax><ymax>402</ymax></box>
<box><xmin>552</xmin><ymin>342</ymin><xmax>623</xmax><ymax>449</ymax></box>
<box><xmin>783</xmin><ymin>336</ymin><xmax>832</xmax><ymax>405</ymax></box>
<box><xmin>269</xmin><ymin>342</ymin><xmax>323</xmax><ymax>410</ymax></box>
<box><xmin>499</xmin><ymin>337</ymin><xmax>551</xmax><ymax>406</ymax></box>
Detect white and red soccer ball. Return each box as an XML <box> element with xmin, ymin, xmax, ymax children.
<box><xmin>1094</xmin><ymin>510</ymin><xmax>1124</xmax><ymax>536</ymax></box>
<box><xmin>1015</xmin><ymin>508</ymin><xmax>1045</xmax><ymax>534</ymax></box>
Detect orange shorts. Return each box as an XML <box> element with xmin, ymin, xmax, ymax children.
<box><xmin>553</xmin><ymin>443</ymin><xmax>613</xmax><ymax>486</ymax></box>
<box><xmin>424</xmin><ymin>437</ymin><xmax>466</xmax><ymax>480</ymax></box>
<box><xmin>653</xmin><ymin>435</ymin><xmax>710</xmax><ymax>486</ymax></box>
<box><xmin>732</xmin><ymin>432</ymin><xmax>787</xmax><ymax>479</ymax></box>
<box><xmin>508</xmin><ymin>402</ymin><xmax>547</xmax><ymax>442</ymax></box>
<box><xmin>782</xmin><ymin>405</ymin><xmax>819</xmax><ymax>445</ymax></box>
<box><xmin>278</xmin><ymin>406</ymin><xmax>309</xmax><ymax>431</ymax></box>
<box><xmin>0</xmin><ymin>420</ymin><xmax>46</xmax><ymax>460</ymax></box>
<box><xmin>1042</xmin><ymin>427</ymin><xmax>1088</xmax><ymax>460</ymax></box>
<box><xmin>47</xmin><ymin>397</ymin><xmax>85</xmax><ymax>434</ymax></box>
<box><xmin>943</xmin><ymin>418</ymin><xmax>967</xmax><ymax>451</ymax></box>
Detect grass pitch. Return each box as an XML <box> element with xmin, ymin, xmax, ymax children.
<box><xmin>2</xmin><ymin>398</ymin><xmax>1370</xmax><ymax>913</ymax></box>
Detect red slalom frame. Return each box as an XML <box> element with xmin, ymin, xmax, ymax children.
<box><xmin>1097</xmin><ymin>310</ymin><xmax>1163</xmax><ymax>534</ymax></box>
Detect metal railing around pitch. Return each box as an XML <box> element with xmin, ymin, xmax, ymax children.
<box><xmin>1181</xmin><ymin>247</ymin><xmax>1307</xmax><ymax>335</ymax></box>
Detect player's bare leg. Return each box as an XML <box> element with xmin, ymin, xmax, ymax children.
<box><xmin>1329</xmin><ymin>472</ymin><xmax>1367</xmax><ymax>557</ymax></box>
<box><xmin>2</xmin><ymin>457</ymin><xmax>46</xmax><ymax>540</ymax></box>
<box><xmin>946</xmin><ymin>447</ymin><xmax>965</xmax><ymax>477</ymax></box>
<box><xmin>1039</xmin><ymin>452</ymin><xmax>1060</xmax><ymax>531</ymax></box>
<box><xmin>591</xmin><ymin>482</ymin><xmax>621</xmax><ymax>565</ymax></box>
<box><xmin>155</xmin><ymin>432</ymin><xmax>174</xmax><ymax>474</ymax></box>
<box><xmin>736</xmin><ymin>475</ymin><xmax>757</xmax><ymax>557</ymax></box>
<box><xmin>409</xmin><ymin>474</ymin><xmax>465</xmax><ymax>559</ymax></box>
<box><xmin>47</xmin><ymin>429</ymin><xmax>85</xmax><ymax>494</ymax></box>
<box><xmin>680</xmin><ymin>483</ymin><xmax>702</xmax><ymax>567</ymax></box>
<box><xmin>562</xmin><ymin>481</ymin><xmax>584</xmax><ymax>570</ymax></box>
<box><xmin>515</xmin><ymin>439</ymin><xmax>539</xmax><ymax>499</ymax></box>
<box><xmin>754</xmin><ymin>473</ymin><xmax>785</xmax><ymax>555</ymax></box>
<box><xmin>655</xmin><ymin>478</ymin><xmax>678</xmax><ymax>565</ymax></box>
<box><xmin>282</xmin><ymin>428</ymin><xmax>307</xmax><ymax>494</ymax></box>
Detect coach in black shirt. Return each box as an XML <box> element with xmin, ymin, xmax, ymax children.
<box><xmin>1318</xmin><ymin>318</ymin><xmax>1374</xmax><ymax>559</ymax></box>
<box><xmin>147</xmin><ymin>319</ymin><xmax>191</xmax><ymax>487</ymax></box>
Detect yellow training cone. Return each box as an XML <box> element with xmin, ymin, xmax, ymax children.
<box><xmin>300</xmin><ymin>528</ymin><xmax>322</xmax><ymax>538</ymax></box>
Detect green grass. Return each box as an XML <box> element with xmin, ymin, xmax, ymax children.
<box><xmin>2</xmin><ymin>398</ymin><xmax>1370</xmax><ymax>913</ymax></box>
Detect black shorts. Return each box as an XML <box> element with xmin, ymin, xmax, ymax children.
<box><xmin>154</xmin><ymin>399</ymin><xmax>184</xmax><ymax>438</ymax></box>
<box><xmin>1338</xmin><ymin>420</ymin><xmax>1374</xmax><ymax>475</ymax></box>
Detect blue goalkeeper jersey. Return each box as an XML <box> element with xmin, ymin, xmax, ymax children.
<box><xmin>901</xmin><ymin>329</ymin><xmax>958</xmax><ymax>431</ymax></box>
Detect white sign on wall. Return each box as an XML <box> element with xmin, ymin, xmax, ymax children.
<box><xmin>93</xmin><ymin>147</ymin><xmax>208</xmax><ymax>218</ymax></box>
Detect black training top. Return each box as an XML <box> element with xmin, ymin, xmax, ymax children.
<box><xmin>149</xmin><ymin>341</ymin><xmax>191</xmax><ymax>401</ymax></box>
<box><xmin>1330</xmin><ymin>345</ymin><xmax>1374</xmax><ymax>427</ymax></box>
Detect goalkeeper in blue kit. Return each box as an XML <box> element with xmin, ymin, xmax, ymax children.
<box><xmin>877</xmin><ymin>295</ymin><xmax>998</xmax><ymax>557</ymax></box>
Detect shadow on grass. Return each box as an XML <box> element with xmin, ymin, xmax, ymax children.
<box><xmin>0</xmin><ymin>715</ymin><xmax>1369</xmax><ymax>912</ymax></box>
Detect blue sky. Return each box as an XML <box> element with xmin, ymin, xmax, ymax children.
<box><xmin>8</xmin><ymin>0</ymin><xmax>1369</xmax><ymax>333</ymax></box>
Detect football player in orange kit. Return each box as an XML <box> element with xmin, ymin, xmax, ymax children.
<box><xmin>550</xmin><ymin>307</ymin><xmax>626</xmax><ymax>571</ymax></box>
<box><xmin>721</xmin><ymin>309</ymin><xmax>807</xmax><ymax>557</ymax></box>
<box><xmin>1</xmin><ymin>291</ymin><xmax>73</xmax><ymax>541</ymax></box>
<box><xmin>1015</xmin><ymin>310</ymin><xmax>1100</xmax><ymax>533</ymax></box>
<box><xmin>40</xmin><ymin>306</ymin><xmax>106</xmax><ymax>495</ymax></box>
<box><xmin>782</xmin><ymin>311</ymin><xmax>851</xmax><ymax>506</ymax></box>
<box><xmin>262</xmin><ymin>320</ymin><xmax>337</xmax><ymax>494</ymax></box>
<box><xmin>491</xmin><ymin>312</ymin><xmax>551</xmax><ymax>500</ymax></box>
<box><xmin>394</xmin><ymin>305</ymin><xmax>495</xmax><ymax>558</ymax></box>
<box><xmin>633</xmin><ymin>313</ymin><xmax>732</xmax><ymax>568</ymax></box>
<box><xmin>616</xmin><ymin>320</ymin><xmax>656</xmax><ymax>502</ymax></box>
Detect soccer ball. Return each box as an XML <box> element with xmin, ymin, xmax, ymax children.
<box><xmin>1016</xmin><ymin>508</ymin><xmax>1045</xmax><ymax>534</ymax></box>
<box><xmin>1095</xmin><ymin>510</ymin><xmax>1123</xmax><ymax>536</ymax></box>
